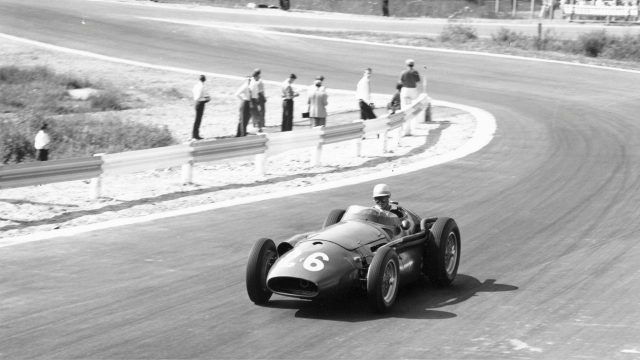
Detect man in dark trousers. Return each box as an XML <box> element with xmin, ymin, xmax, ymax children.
<box><xmin>281</xmin><ymin>73</ymin><xmax>299</xmax><ymax>131</ymax></box>
<box><xmin>191</xmin><ymin>74</ymin><xmax>210</xmax><ymax>140</ymax></box>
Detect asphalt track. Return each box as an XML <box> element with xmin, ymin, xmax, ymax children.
<box><xmin>1</xmin><ymin>1</ymin><xmax>640</xmax><ymax>359</ymax></box>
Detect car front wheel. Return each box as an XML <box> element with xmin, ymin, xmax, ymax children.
<box><xmin>246</xmin><ymin>238</ymin><xmax>277</xmax><ymax>304</ymax></box>
<box><xmin>367</xmin><ymin>246</ymin><xmax>400</xmax><ymax>313</ymax></box>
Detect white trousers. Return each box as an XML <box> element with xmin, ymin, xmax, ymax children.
<box><xmin>400</xmin><ymin>87</ymin><xmax>419</xmax><ymax>110</ymax></box>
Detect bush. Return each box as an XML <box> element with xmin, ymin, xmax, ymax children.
<box><xmin>0</xmin><ymin>65</ymin><xmax>125</xmax><ymax>115</ymax></box>
<box><xmin>578</xmin><ymin>30</ymin><xmax>611</xmax><ymax>57</ymax></box>
<box><xmin>492</xmin><ymin>27</ymin><xmax>531</xmax><ymax>49</ymax></box>
<box><xmin>0</xmin><ymin>114</ymin><xmax>177</xmax><ymax>164</ymax></box>
<box><xmin>90</xmin><ymin>91</ymin><xmax>125</xmax><ymax>111</ymax></box>
<box><xmin>440</xmin><ymin>24</ymin><xmax>478</xmax><ymax>43</ymax></box>
<box><xmin>602</xmin><ymin>33</ymin><xmax>640</xmax><ymax>61</ymax></box>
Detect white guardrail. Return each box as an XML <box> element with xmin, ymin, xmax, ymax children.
<box><xmin>0</xmin><ymin>94</ymin><xmax>431</xmax><ymax>199</ymax></box>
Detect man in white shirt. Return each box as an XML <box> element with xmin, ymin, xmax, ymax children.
<box><xmin>356</xmin><ymin>68</ymin><xmax>376</xmax><ymax>120</ymax></box>
<box><xmin>249</xmin><ymin>68</ymin><xmax>266</xmax><ymax>133</ymax></box>
<box><xmin>192</xmin><ymin>74</ymin><xmax>210</xmax><ymax>140</ymax></box>
<box><xmin>281</xmin><ymin>73</ymin><xmax>299</xmax><ymax>132</ymax></box>
<box><xmin>235</xmin><ymin>76</ymin><xmax>252</xmax><ymax>137</ymax></box>
<box><xmin>34</xmin><ymin>123</ymin><xmax>51</xmax><ymax>161</ymax></box>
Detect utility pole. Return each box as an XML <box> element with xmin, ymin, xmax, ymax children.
<box><xmin>495</xmin><ymin>0</ymin><xmax>500</xmax><ymax>14</ymax></box>
<box><xmin>512</xmin><ymin>0</ymin><xmax>518</xmax><ymax>17</ymax></box>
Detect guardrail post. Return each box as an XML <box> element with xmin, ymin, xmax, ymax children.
<box><xmin>182</xmin><ymin>160</ymin><xmax>193</xmax><ymax>184</ymax></box>
<box><xmin>395</xmin><ymin>127</ymin><xmax>402</xmax><ymax>147</ymax></box>
<box><xmin>90</xmin><ymin>177</ymin><xmax>102</xmax><ymax>200</ymax></box>
<box><xmin>354</xmin><ymin>137</ymin><xmax>362</xmax><ymax>157</ymax></box>
<box><xmin>312</xmin><ymin>143</ymin><xmax>322</xmax><ymax>167</ymax></box>
<box><xmin>381</xmin><ymin>130</ymin><xmax>389</xmax><ymax>153</ymax></box>
<box><xmin>255</xmin><ymin>153</ymin><xmax>266</xmax><ymax>177</ymax></box>
<box><xmin>91</xmin><ymin>153</ymin><xmax>105</xmax><ymax>200</ymax></box>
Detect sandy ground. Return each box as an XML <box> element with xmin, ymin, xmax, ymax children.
<box><xmin>0</xmin><ymin>30</ymin><xmax>476</xmax><ymax>240</ymax></box>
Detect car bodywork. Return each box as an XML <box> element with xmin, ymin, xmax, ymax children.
<box><xmin>246</xmin><ymin>205</ymin><xmax>461</xmax><ymax>312</ymax></box>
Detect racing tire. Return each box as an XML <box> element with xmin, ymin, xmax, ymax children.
<box><xmin>323</xmin><ymin>209</ymin><xmax>345</xmax><ymax>228</ymax></box>
<box><xmin>424</xmin><ymin>217</ymin><xmax>460</xmax><ymax>287</ymax></box>
<box><xmin>246</xmin><ymin>238</ymin><xmax>277</xmax><ymax>305</ymax></box>
<box><xmin>367</xmin><ymin>247</ymin><xmax>400</xmax><ymax>313</ymax></box>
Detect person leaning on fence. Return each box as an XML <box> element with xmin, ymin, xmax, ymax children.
<box><xmin>399</xmin><ymin>59</ymin><xmax>421</xmax><ymax>110</ymax></box>
<box><xmin>249</xmin><ymin>68</ymin><xmax>266</xmax><ymax>133</ymax></box>
<box><xmin>308</xmin><ymin>79</ymin><xmax>328</xmax><ymax>127</ymax></box>
<box><xmin>34</xmin><ymin>123</ymin><xmax>51</xmax><ymax>161</ymax></box>
<box><xmin>387</xmin><ymin>83</ymin><xmax>402</xmax><ymax>115</ymax></box>
<box><xmin>281</xmin><ymin>73</ymin><xmax>299</xmax><ymax>132</ymax></box>
<box><xmin>356</xmin><ymin>67</ymin><xmax>377</xmax><ymax>120</ymax></box>
<box><xmin>235</xmin><ymin>76</ymin><xmax>252</xmax><ymax>137</ymax></box>
<box><xmin>191</xmin><ymin>74</ymin><xmax>210</xmax><ymax>140</ymax></box>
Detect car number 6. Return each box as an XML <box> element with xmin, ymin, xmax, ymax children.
<box><xmin>303</xmin><ymin>252</ymin><xmax>329</xmax><ymax>271</ymax></box>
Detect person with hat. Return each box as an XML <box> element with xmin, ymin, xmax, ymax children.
<box><xmin>399</xmin><ymin>59</ymin><xmax>421</xmax><ymax>110</ymax></box>
<box><xmin>249</xmin><ymin>68</ymin><xmax>266</xmax><ymax>133</ymax></box>
<box><xmin>281</xmin><ymin>73</ymin><xmax>299</xmax><ymax>132</ymax></box>
<box><xmin>308</xmin><ymin>79</ymin><xmax>328</xmax><ymax>127</ymax></box>
<box><xmin>372</xmin><ymin>183</ymin><xmax>403</xmax><ymax>218</ymax></box>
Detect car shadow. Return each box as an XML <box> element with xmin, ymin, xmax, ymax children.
<box><xmin>263</xmin><ymin>274</ymin><xmax>517</xmax><ymax>322</ymax></box>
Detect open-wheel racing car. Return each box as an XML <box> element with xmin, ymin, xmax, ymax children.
<box><xmin>245</xmin><ymin>204</ymin><xmax>461</xmax><ymax>312</ymax></box>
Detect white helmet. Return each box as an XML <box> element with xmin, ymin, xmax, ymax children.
<box><xmin>372</xmin><ymin>184</ymin><xmax>391</xmax><ymax>198</ymax></box>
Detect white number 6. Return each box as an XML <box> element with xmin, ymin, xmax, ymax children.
<box><xmin>303</xmin><ymin>252</ymin><xmax>329</xmax><ymax>272</ymax></box>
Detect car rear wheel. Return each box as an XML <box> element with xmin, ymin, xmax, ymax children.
<box><xmin>323</xmin><ymin>209</ymin><xmax>345</xmax><ymax>228</ymax></box>
<box><xmin>367</xmin><ymin>247</ymin><xmax>400</xmax><ymax>313</ymax></box>
<box><xmin>424</xmin><ymin>217</ymin><xmax>460</xmax><ymax>287</ymax></box>
<box><xmin>246</xmin><ymin>238</ymin><xmax>277</xmax><ymax>304</ymax></box>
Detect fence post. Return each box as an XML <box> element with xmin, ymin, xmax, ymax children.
<box><xmin>255</xmin><ymin>153</ymin><xmax>266</xmax><ymax>177</ymax></box>
<box><xmin>90</xmin><ymin>177</ymin><xmax>102</xmax><ymax>200</ymax></box>
<box><xmin>311</xmin><ymin>143</ymin><xmax>322</xmax><ymax>167</ymax></box>
<box><xmin>182</xmin><ymin>160</ymin><xmax>193</xmax><ymax>184</ymax></box>
<box><xmin>90</xmin><ymin>153</ymin><xmax>105</xmax><ymax>200</ymax></box>
<box><xmin>381</xmin><ymin>129</ymin><xmax>389</xmax><ymax>153</ymax></box>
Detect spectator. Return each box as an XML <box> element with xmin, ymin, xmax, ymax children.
<box><xmin>34</xmin><ymin>123</ymin><xmax>51</xmax><ymax>161</ymax></box>
<box><xmin>249</xmin><ymin>68</ymin><xmax>266</xmax><ymax>133</ymax></box>
<box><xmin>308</xmin><ymin>80</ymin><xmax>328</xmax><ymax>127</ymax></box>
<box><xmin>235</xmin><ymin>76</ymin><xmax>252</xmax><ymax>137</ymax></box>
<box><xmin>309</xmin><ymin>75</ymin><xmax>326</xmax><ymax>93</ymax></box>
<box><xmin>192</xmin><ymin>74</ymin><xmax>210</xmax><ymax>140</ymax></box>
<box><xmin>387</xmin><ymin>83</ymin><xmax>402</xmax><ymax>115</ymax></box>
<box><xmin>281</xmin><ymin>73</ymin><xmax>299</xmax><ymax>132</ymax></box>
<box><xmin>399</xmin><ymin>59</ymin><xmax>421</xmax><ymax>110</ymax></box>
<box><xmin>356</xmin><ymin>67</ymin><xmax>376</xmax><ymax>120</ymax></box>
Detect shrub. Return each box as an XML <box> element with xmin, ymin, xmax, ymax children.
<box><xmin>440</xmin><ymin>24</ymin><xmax>478</xmax><ymax>43</ymax></box>
<box><xmin>578</xmin><ymin>30</ymin><xmax>611</xmax><ymax>57</ymax></box>
<box><xmin>492</xmin><ymin>27</ymin><xmax>531</xmax><ymax>49</ymax></box>
<box><xmin>0</xmin><ymin>114</ymin><xmax>177</xmax><ymax>163</ymax></box>
<box><xmin>602</xmin><ymin>33</ymin><xmax>640</xmax><ymax>61</ymax></box>
<box><xmin>0</xmin><ymin>65</ymin><xmax>125</xmax><ymax>115</ymax></box>
<box><xmin>89</xmin><ymin>91</ymin><xmax>125</xmax><ymax>111</ymax></box>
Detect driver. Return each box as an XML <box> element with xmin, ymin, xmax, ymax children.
<box><xmin>372</xmin><ymin>183</ymin><xmax>403</xmax><ymax>218</ymax></box>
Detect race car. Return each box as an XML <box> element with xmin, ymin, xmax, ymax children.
<box><xmin>245</xmin><ymin>204</ymin><xmax>461</xmax><ymax>312</ymax></box>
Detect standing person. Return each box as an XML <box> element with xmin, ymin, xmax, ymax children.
<box><xmin>34</xmin><ymin>123</ymin><xmax>51</xmax><ymax>161</ymax></box>
<box><xmin>281</xmin><ymin>73</ymin><xmax>299</xmax><ymax>132</ymax></box>
<box><xmin>356</xmin><ymin>67</ymin><xmax>376</xmax><ymax>120</ymax></box>
<box><xmin>387</xmin><ymin>83</ymin><xmax>402</xmax><ymax>115</ymax></box>
<box><xmin>308</xmin><ymin>80</ymin><xmax>328</xmax><ymax>127</ymax></box>
<box><xmin>235</xmin><ymin>76</ymin><xmax>252</xmax><ymax>137</ymax></box>
<box><xmin>249</xmin><ymin>68</ymin><xmax>266</xmax><ymax>133</ymax></box>
<box><xmin>399</xmin><ymin>59</ymin><xmax>421</xmax><ymax>110</ymax></box>
<box><xmin>192</xmin><ymin>74</ymin><xmax>210</xmax><ymax>140</ymax></box>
